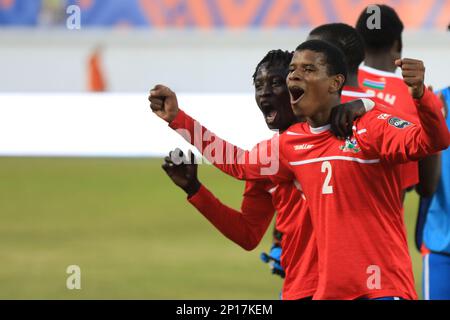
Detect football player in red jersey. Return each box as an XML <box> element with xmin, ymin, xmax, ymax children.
<box><xmin>307</xmin><ymin>23</ymin><xmax>421</xmax><ymax>216</ymax></box>
<box><xmin>151</xmin><ymin>50</ymin><xmax>368</xmax><ymax>299</ymax></box>
<box><xmin>356</xmin><ymin>4</ymin><xmax>444</xmax><ymax>198</ymax></box>
<box><xmin>281</xmin><ymin>39</ymin><xmax>449</xmax><ymax>299</ymax></box>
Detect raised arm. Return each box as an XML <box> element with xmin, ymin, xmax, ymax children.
<box><xmin>356</xmin><ymin>59</ymin><xmax>450</xmax><ymax>163</ymax></box>
<box><xmin>161</xmin><ymin>149</ymin><xmax>275</xmax><ymax>251</ymax></box>
<box><xmin>169</xmin><ymin>108</ymin><xmax>255</xmax><ymax>180</ymax></box>
<box><xmin>149</xmin><ymin>84</ymin><xmax>296</xmax><ymax>182</ymax></box>
<box><xmin>150</xmin><ymin>84</ymin><xmax>369</xmax><ymax>182</ymax></box>
<box><xmin>149</xmin><ymin>85</ymin><xmax>261</xmax><ymax>180</ymax></box>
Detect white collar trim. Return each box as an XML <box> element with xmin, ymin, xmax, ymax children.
<box><xmin>342</xmin><ymin>90</ymin><xmax>375</xmax><ymax>98</ymax></box>
<box><xmin>309</xmin><ymin>124</ymin><xmax>330</xmax><ymax>134</ymax></box>
<box><xmin>359</xmin><ymin>64</ymin><xmax>403</xmax><ymax>79</ymax></box>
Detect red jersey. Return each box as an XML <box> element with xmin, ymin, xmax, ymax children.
<box><xmin>358</xmin><ymin>64</ymin><xmax>444</xmax><ymax>190</ymax></box>
<box><xmin>279</xmin><ymin>89</ymin><xmax>450</xmax><ymax>299</ymax></box>
<box><xmin>169</xmin><ymin>110</ymin><xmax>318</xmax><ymax>300</ymax></box>
<box><xmin>341</xmin><ymin>86</ymin><xmax>376</xmax><ymax>102</ymax></box>
<box><xmin>341</xmin><ymin>86</ymin><xmax>416</xmax><ymax>192</ymax></box>
<box><xmin>188</xmin><ymin>181</ymin><xmax>274</xmax><ymax>252</ymax></box>
<box><xmin>358</xmin><ymin>65</ymin><xmax>418</xmax><ymax>189</ymax></box>
<box><xmin>358</xmin><ymin>64</ymin><xmax>417</xmax><ymax>117</ymax></box>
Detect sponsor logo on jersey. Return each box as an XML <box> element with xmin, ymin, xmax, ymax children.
<box><xmin>388</xmin><ymin>117</ymin><xmax>412</xmax><ymax>129</ymax></box>
<box><xmin>294</xmin><ymin>144</ymin><xmax>314</xmax><ymax>150</ymax></box>
<box><xmin>340</xmin><ymin>138</ymin><xmax>361</xmax><ymax>153</ymax></box>
<box><xmin>363</xmin><ymin>78</ymin><xmax>386</xmax><ymax>90</ymax></box>
<box><xmin>377</xmin><ymin>113</ymin><xmax>391</xmax><ymax>120</ymax></box>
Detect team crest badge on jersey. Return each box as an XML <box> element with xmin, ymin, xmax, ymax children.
<box><xmin>388</xmin><ymin>117</ymin><xmax>411</xmax><ymax>129</ymax></box>
<box><xmin>340</xmin><ymin>138</ymin><xmax>361</xmax><ymax>153</ymax></box>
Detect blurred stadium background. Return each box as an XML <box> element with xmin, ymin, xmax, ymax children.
<box><xmin>0</xmin><ymin>0</ymin><xmax>448</xmax><ymax>299</ymax></box>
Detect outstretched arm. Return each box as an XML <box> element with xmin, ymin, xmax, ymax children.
<box><xmin>149</xmin><ymin>85</ymin><xmax>260</xmax><ymax>180</ymax></box>
<box><xmin>150</xmin><ymin>85</ymin><xmax>293</xmax><ymax>181</ymax></box>
<box><xmin>161</xmin><ymin>149</ymin><xmax>275</xmax><ymax>251</ymax></box>
<box><xmin>150</xmin><ymin>84</ymin><xmax>369</xmax><ymax>181</ymax></box>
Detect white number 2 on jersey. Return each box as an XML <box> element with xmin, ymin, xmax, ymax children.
<box><xmin>321</xmin><ymin>161</ymin><xmax>333</xmax><ymax>194</ymax></box>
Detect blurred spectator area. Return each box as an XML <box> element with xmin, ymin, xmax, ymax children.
<box><xmin>0</xmin><ymin>0</ymin><xmax>449</xmax><ymax>29</ymax></box>
<box><xmin>0</xmin><ymin>1</ymin><xmax>449</xmax><ymax>92</ymax></box>
<box><xmin>0</xmin><ymin>29</ymin><xmax>448</xmax><ymax>92</ymax></box>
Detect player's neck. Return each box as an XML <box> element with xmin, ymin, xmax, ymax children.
<box><xmin>346</xmin><ymin>73</ymin><xmax>359</xmax><ymax>88</ymax></box>
<box><xmin>364</xmin><ymin>53</ymin><xmax>397</xmax><ymax>73</ymax></box>
<box><xmin>307</xmin><ymin>96</ymin><xmax>341</xmax><ymax>128</ymax></box>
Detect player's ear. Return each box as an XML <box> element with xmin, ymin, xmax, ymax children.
<box><xmin>395</xmin><ymin>38</ymin><xmax>402</xmax><ymax>54</ymax></box>
<box><xmin>329</xmin><ymin>74</ymin><xmax>345</xmax><ymax>94</ymax></box>
<box><xmin>391</xmin><ymin>39</ymin><xmax>402</xmax><ymax>60</ymax></box>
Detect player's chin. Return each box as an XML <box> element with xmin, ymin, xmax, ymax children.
<box><xmin>291</xmin><ymin>105</ymin><xmax>305</xmax><ymax>118</ymax></box>
<box><xmin>265</xmin><ymin>121</ymin><xmax>279</xmax><ymax>130</ymax></box>
<box><xmin>264</xmin><ymin>113</ymin><xmax>281</xmax><ymax>130</ymax></box>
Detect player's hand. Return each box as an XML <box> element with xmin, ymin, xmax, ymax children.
<box><xmin>395</xmin><ymin>58</ymin><xmax>425</xmax><ymax>99</ymax></box>
<box><xmin>330</xmin><ymin>99</ymin><xmax>367</xmax><ymax>139</ymax></box>
<box><xmin>149</xmin><ymin>84</ymin><xmax>179</xmax><ymax>123</ymax></box>
<box><xmin>162</xmin><ymin>148</ymin><xmax>201</xmax><ymax>197</ymax></box>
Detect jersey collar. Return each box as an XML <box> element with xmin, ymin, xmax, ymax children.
<box><xmin>359</xmin><ymin>64</ymin><xmax>403</xmax><ymax>79</ymax></box>
<box><xmin>309</xmin><ymin>124</ymin><xmax>331</xmax><ymax>134</ymax></box>
<box><xmin>342</xmin><ymin>86</ymin><xmax>375</xmax><ymax>98</ymax></box>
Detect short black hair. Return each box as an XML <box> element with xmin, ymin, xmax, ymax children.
<box><xmin>252</xmin><ymin>49</ymin><xmax>293</xmax><ymax>82</ymax></box>
<box><xmin>309</xmin><ymin>23</ymin><xmax>364</xmax><ymax>75</ymax></box>
<box><xmin>295</xmin><ymin>40</ymin><xmax>347</xmax><ymax>93</ymax></box>
<box><xmin>355</xmin><ymin>4</ymin><xmax>404</xmax><ymax>52</ymax></box>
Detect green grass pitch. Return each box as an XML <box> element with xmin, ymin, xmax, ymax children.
<box><xmin>0</xmin><ymin>157</ymin><xmax>423</xmax><ymax>299</ymax></box>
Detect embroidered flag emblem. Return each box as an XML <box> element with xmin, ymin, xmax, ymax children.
<box><xmin>340</xmin><ymin>138</ymin><xmax>361</xmax><ymax>153</ymax></box>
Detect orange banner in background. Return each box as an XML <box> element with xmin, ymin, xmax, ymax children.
<box><xmin>135</xmin><ymin>0</ymin><xmax>450</xmax><ymax>29</ymax></box>
<box><xmin>3</xmin><ymin>0</ymin><xmax>448</xmax><ymax>29</ymax></box>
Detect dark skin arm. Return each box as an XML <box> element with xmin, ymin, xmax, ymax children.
<box><xmin>330</xmin><ymin>99</ymin><xmax>367</xmax><ymax>138</ymax></box>
<box><xmin>416</xmin><ymin>154</ymin><xmax>441</xmax><ymax>197</ymax></box>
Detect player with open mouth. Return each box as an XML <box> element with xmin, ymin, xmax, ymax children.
<box><xmin>276</xmin><ymin>39</ymin><xmax>449</xmax><ymax>299</ymax></box>
<box><xmin>288</xmin><ymin>86</ymin><xmax>305</xmax><ymax>106</ymax></box>
<box><xmin>150</xmin><ymin>49</ymin><xmax>369</xmax><ymax>300</ymax></box>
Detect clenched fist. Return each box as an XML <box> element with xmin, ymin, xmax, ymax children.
<box><xmin>395</xmin><ymin>58</ymin><xmax>425</xmax><ymax>99</ymax></box>
<box><xmin>148</xmin><ymin>84</ymin><xmax>179</xmax><ymax>123</ymax></box>
<box><xmin>162</xmin><ymin>148</ymin><xmax>201</xmax><ymax>197</ymax></box>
